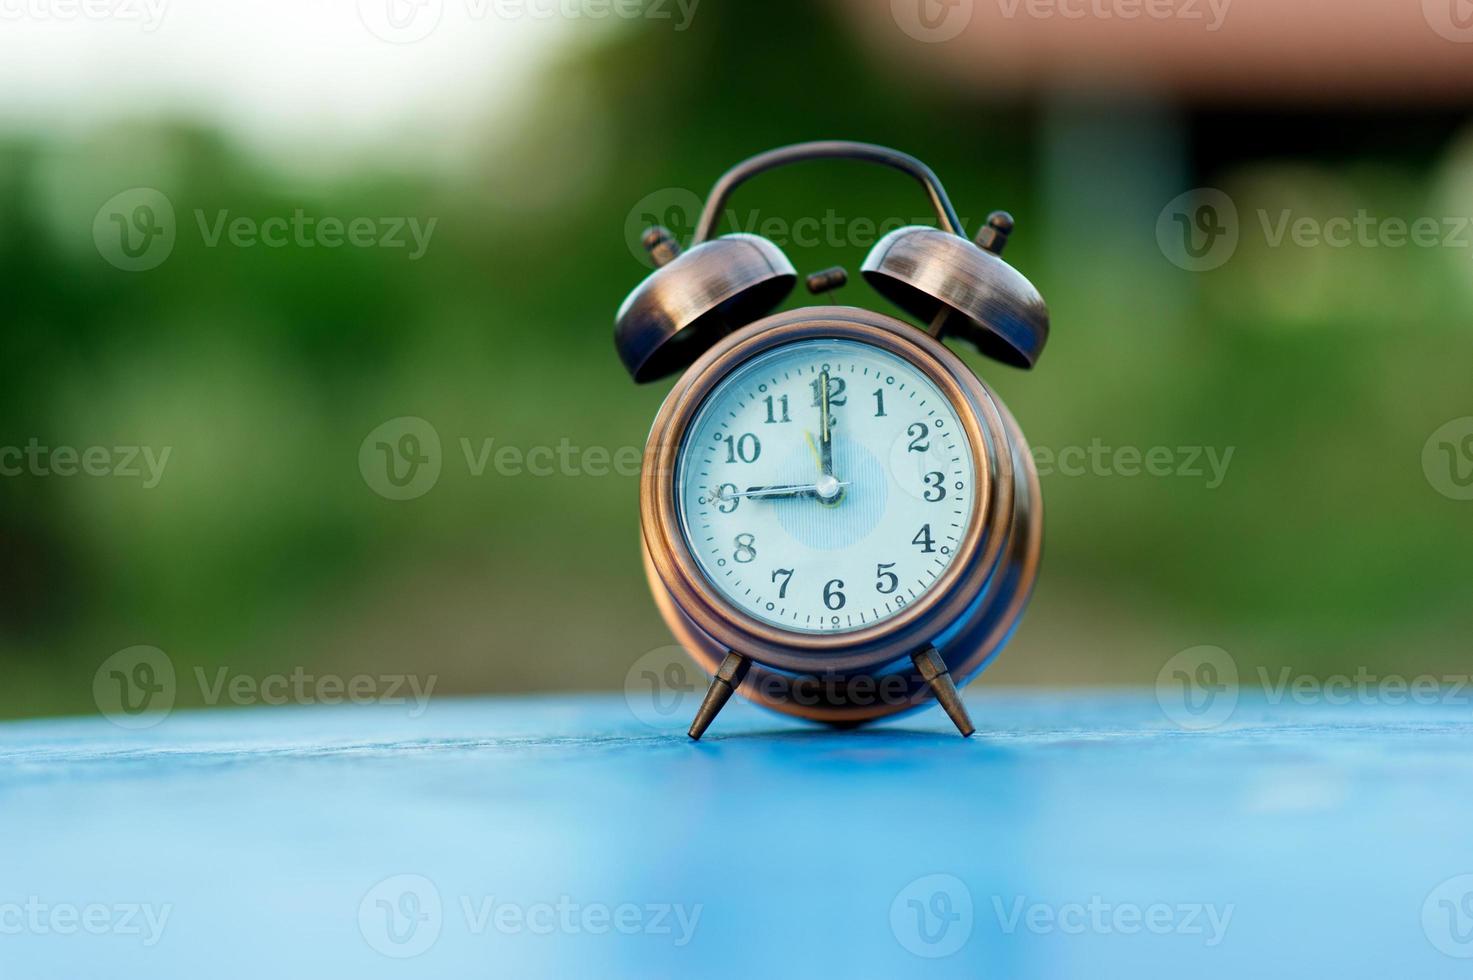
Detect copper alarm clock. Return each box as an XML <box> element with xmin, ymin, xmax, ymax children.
<box><xmin>615</xmin><ymin>142</ymin><xmax>1047</xmax><ymax>739</ymax></box>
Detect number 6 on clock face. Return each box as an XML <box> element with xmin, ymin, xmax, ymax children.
<box><xmin>677</xmin><ymin>339</ymin><xmax>976</xmax><ymax>634</ymax></box>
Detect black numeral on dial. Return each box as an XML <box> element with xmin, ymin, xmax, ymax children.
<box><xmin>734</xmin><ymin>533</ymin><xmax>757</xmax><ymax>563</ymax></box>
<box><xmin>810</xmin><ymin>375</ymin><xmax>847</xmax><ymax>406</ymax></box>
<box><xmin>724</xmin><ymin>434</ymin><xmax>761</xmax><ymax>464</ymax></box>
<box><xmin>716</xmin><ymin>483</ymin><xmax>739</xmax><ymax>513</ymax></box>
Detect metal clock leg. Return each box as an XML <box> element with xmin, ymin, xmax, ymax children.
<box><xmin>912</xmin><ymin>647</ymin><xmax>976</xmax><ymax>738</ymax></box>
<box><xmin>687</xmin><ymin>652</ymin><xmax>752</xmax><ymax>740</ymax></box>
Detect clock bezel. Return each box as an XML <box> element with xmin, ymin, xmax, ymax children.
<box><xmin>640</xmin><ymin>306</ymin><xmax>1016</xmax><ymax>675</ymax></box>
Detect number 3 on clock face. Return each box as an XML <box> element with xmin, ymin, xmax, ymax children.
<box><xmin>676</xmin><ymin>338</ymin><xmax>976</xmax><ymax>634</ymax></box>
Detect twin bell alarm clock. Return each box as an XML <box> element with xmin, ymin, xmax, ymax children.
<box><xmin>614</xmin><ymin>142</ymin><xmax>1048</xmax><ymax>739</ymax></box>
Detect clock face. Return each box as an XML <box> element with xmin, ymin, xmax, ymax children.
<box><xmin>675</xmin><ymin>338</ymin><xmax>978</xmax><ymax>635</ymax></box>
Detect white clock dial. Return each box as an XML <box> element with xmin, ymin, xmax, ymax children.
<box><xmin>675</xmin><ymin>338</ymin><xmax>977</xmax><ymax>635</ymax></box>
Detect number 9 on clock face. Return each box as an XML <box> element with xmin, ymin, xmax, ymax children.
<box><xmin>675</xmin><ymin>338</ymin><xmax>977</xmax><ymax>634</ymax></box>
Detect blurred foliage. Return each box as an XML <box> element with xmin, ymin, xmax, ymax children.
<box><xmin>2</xmin><ymin>0</ymin><xmax>1472</xmax><ymax>720</ymax></box>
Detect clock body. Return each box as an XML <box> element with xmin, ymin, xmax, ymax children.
<box><xmin>639</xmin><ymin>306</ymin><xmax>1041</xmax><ymax>726</ymax></box>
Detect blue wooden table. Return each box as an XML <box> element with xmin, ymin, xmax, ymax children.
<box><xmin>4</xmin><ymin>691</ymin><xmax>1472</xmax><ymax>978</ymax></box>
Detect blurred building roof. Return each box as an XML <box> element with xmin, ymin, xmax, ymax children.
<box><xmin>845</xmin><ymin>0</ymin><xmax>1473</xmax><ymax>102</ymax></box>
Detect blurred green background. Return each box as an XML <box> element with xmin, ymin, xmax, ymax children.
<box><xmin>2</xmin><ymin>0</ymin><xmax>1472</xmax><ymax>720</ymax></box>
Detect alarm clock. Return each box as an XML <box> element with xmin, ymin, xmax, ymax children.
<box><xmin>615</xmin><ymin>142</ymin><xmax>1047</xmax><ymax>739</ymax></box>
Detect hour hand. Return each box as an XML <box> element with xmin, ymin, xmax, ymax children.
<box><xmin>818</xmin><ymin>369</ymin><xmax>834</xmax><ymax>477</ymax></box>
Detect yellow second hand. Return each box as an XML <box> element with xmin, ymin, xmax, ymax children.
<box><xmin>804</xmin><ymin>431</ymin><xmax>823</xmax><ymax>474</ymax></box>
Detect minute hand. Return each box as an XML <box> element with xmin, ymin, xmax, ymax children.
<box><xmin>727</xmin><ymin>481</ymin><xmax>851</xmax><ymax>500</ymax></box>
<box><xmin>819</xmin><ymin>368</ymin><xmax>834</xmax><ymax>477</ymax></box>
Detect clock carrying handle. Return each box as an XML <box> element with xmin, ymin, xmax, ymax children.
<box><xmin>690</xmin><ymin>141</ymin><xmax>967</xmax><ymax>244</ymax></box>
